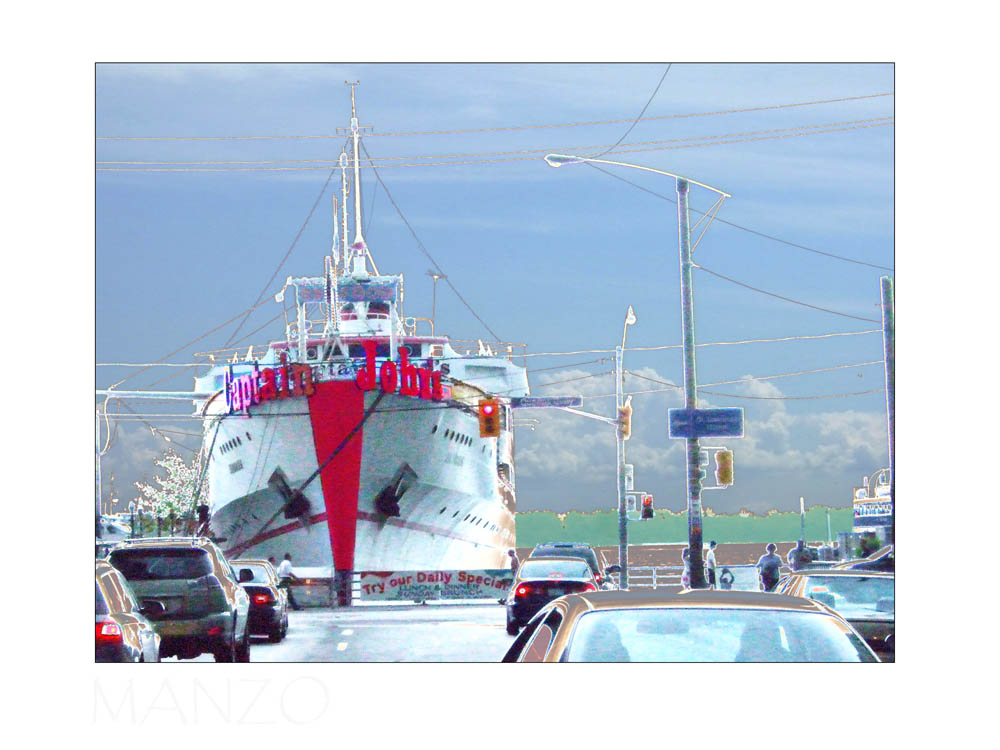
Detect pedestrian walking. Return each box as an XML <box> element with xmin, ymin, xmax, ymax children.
<box><xmin>681</xmin><ymin>547</ymin><xmax>692</xmax><ymax>589</ymax></box>
<box><xmin>705</xmin><ymin>541</ymin><xmax>718</xmax><ymax>589</ymax></box>
<box><xmin>276</xmin><ymin>553</ymin><xmax>302</xmax><ymax>610</ymax></box>
<box><xmin>756</xmin><ymin>543</ymin><xmax>782</xmax><ymax>592</ymax></box>
<box><xmin>507</xmin><ymin>548</ymin><xmax>519</xmax><ymax>575</ymax></box>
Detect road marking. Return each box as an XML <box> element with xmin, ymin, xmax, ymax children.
<box><xmin>337</xmin><ymin>642</ymin><xmax>348</xmax><ymax>651</ymax></box>
<box><xmin>341</xmin><ymin>629</ymin><xmax>353</xmax><ymax>635</ymax></box>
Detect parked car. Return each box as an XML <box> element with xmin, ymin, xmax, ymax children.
<box><xmin>528</xmin><ymin>543</ymin><xmax>610</xmax><ymax>588</ymax></box>
<box><xmin>108</xmin><ymin>537</ymin><xmax>251</xmax><ymax>662</ymax></box>
<box><xmin>774</xmin><ymin>569</ymin><xmax>894</xmax><ymax>661</ymax></box>
<box><xmin>835</xmin><ymin>545</ymin><xmax>894</xmax><ymax>572</ymax></box>
<box><xmin>506</xmin><ymin>556</ymin><xmax>598</xmax><ymax>635</ymax></box>
<box><xmin>502</xmin><ymin>588</ymin><xmax>879</xmax><ymax>662</ymax></box>
<box><xmin>96</xmin><ymin>560</ymin><xmax>162</xmax><ymax>663</ymax></box>
<box><xmin>231</xmin><ymin>559</ymin><xmax>289</xmax><ymax>643</ymax></box>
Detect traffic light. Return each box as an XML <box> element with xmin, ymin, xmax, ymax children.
<box><xmin>715</xmin><ymin>450</ymin><xmax>734</xmax><ymax>486</ymax></box>
<box><xmin>478</xmin><ymin>398</ymin><xmax>501</xmax><ymax>438</ymax></box>
<box><xmin>618</xmin><ymin>402</ymin><xmax>633</xmax><ymax>440</ymax></box>
<box><xmin>641</xmin><ymin>494</ymin><xmax>654</xmax><ymax>520</ymax></box>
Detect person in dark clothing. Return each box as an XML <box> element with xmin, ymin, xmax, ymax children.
<box><xmin>507</xmin><ymin>548</ymin><xmax>519</xmax><ymax>575</ymax></box>
<box><xmin>756</xmin><ymin>543</ymin><xmax>782</xmax><ymax>592</ymax></box>
<box><xmin>719</xmin><ymin>568</ymin><xmax>735</xmax><ymax>590</ymax></box>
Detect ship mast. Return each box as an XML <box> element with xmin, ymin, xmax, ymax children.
<box><xmin>347</xmin><ymin>81</ymin><xmax>367</xmax><ymax>277</ymax></box>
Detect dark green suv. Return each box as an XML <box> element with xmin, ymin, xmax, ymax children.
<box><xmin>108</xmin><ymin>537</ymin><xmax>251</xmax><ymax>662</ymax></box>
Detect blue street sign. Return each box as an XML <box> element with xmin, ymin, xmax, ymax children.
<box><xmin>668</xmin><ymin>407</ymin><xmax>744</xmax><ymax>439</ymax></box>
<box><xmin>510</xmin><ymin>396</ymin><xmax>583</xmax><ymax>409</ymax></box>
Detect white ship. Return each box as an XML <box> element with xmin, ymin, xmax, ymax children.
<box><xmin>192</xmin><ymin>89</ymin><xmax>528</xmax><ymax>599</ymax></box>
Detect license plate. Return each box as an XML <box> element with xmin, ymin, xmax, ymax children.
<box><xmin>549</xmin><ymin>588</ymin><xmax>564</xmax><ymax>596</ymax></box>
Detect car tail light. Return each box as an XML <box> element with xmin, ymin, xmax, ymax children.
<box><xmin>96</xmin><ymin>622</ymin><xmax>122</xmax><ymax>642</ymax></box>
<box><xmin>515</xmin><ymin>584</ymin><xmax>531</xmax><ymax>597</ymax></box>
<box><xmin>581</xmin><ymin>583</ymin><xmax>597</xmax><ymax>592</ymax></box>
<box><xmin>207</xmin><ymin>626</ymin><xmax>223</xmax><ymax>636</ymax></box>
<box><xmin>253</xmin><ymin>593</ymin><xmax>272</xmax><ymax>605</ymax></box>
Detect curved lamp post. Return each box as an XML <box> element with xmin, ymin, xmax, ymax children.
<box><xmin>545</xmin><ymin>153</ymin><xmax>730</xmax><ymax>589</ymax></box>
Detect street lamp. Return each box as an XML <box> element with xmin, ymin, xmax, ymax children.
<box><xmin>426</xmin><ymin>269</ymin><xmax>446</xmax><ymax>334</ymax></box>
<box><xmin>615</xmin><ymin>305</ymin><xmax>637</xmax><ymax>589</ymax></box>
<box><xmin>546</xmin><ymin>153</ymin><xmax>731</xmax><ymax>589</ymax></box>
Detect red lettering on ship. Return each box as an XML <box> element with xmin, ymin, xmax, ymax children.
<box><xmin>225</xmin><ymin>356</ymin><xmax>315</xmax><ymax>414</ymax></box>
<box><xmin>355</xmin><ymin>342</ymin><xmax>445</xmax><ymax>401</ymax></box>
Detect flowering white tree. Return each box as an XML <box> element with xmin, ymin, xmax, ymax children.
<box><xmin>134</xmin><ymin>449</ymin><xmax>203</xmax><ymax>519</ymax></box>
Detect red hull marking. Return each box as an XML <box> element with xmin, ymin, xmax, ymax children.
<box><xmin>222</xmin><ymin>508</ymin><xmax>501</xmax><ymax>558</ymax></box>
<box><xmin>355</xmin><ymin>510</ymin><xmax>503</xmax><ymax>547</ymax></box>
<box><xmin>223</xmin><ymin>513</ymin><xmax>328</xmax><ymax>558</ymax></box>
<box><xmin>308</xmin><ymin>380</ymin><xmax>366</xmax><ymax>572</ymax></box>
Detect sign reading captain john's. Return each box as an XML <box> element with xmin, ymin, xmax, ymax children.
<box><xmin>225</xmin><ymin>353</ymin><xmax>315</xmax><ymax>414</ymax></box>
<box><xmin>355</xmin><ymin>341</ymin><xmax>446</xmax><ymax>401</ymax></box>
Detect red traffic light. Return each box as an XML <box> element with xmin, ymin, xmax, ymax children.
<box><xmin>478</xmin><ymin>398</ymin><xmax>501</xmax><ymax>438</ymax></box>
<box><xmin>642</xmin><ymin>496</ymin><xmax>652</xmax><ymax>507</ymax></box>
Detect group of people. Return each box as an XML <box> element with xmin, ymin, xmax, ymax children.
<box><xmin>679</xmin><ymin>541</ymin><xmax>785</xmax><ymax>592</ymax></box>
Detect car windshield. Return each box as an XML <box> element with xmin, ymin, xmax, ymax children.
<box><xmin>533</xmin><ymin>547</ymin><xmax>598</xmax><ymax>571</ymax></box>
<box><xmin>800</xmin><ymin>575</ymin><xmax>894</xmax><ymax>619</ymax></box>
<box><xmin>519</xmin><ymin>559</ymin><xmax>592</xmax><ymax>580</ymax></box>
<box><xmin>96</xmin><ymin>582</ymin><xmax>109</xmax><ymax>615</ymax></box>
<box><xmin>236</xmin><ymin>564</ymin><xmax>272</xmax><ymax>583</ymax></box>
<box><xmin>565</xmin><ymin>607</ymin><xmax>876</xmax><ymax>662</ymax></box>
<box><xmin>110</xmin><ymin>548</ymin><xmax>213</xmax><ymax>581</ymax></box>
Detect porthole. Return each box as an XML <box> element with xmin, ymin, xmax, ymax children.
<box><xmin>431</xmin><ymin>424</ymin><xmax>438</xmax><ymax>434</ymax></box>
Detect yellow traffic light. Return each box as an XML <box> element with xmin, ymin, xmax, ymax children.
<box><xmin>715</xmin><ymin>450</ymin><xmax>734</xmax><ymax>486</ymax></box>
<box><xmin>618</xmin><ymin>402</ymin><xmax>633</xmax><ymax>441</ymax></box>
<box><xmin>478</xmin><ymin>398</ymin><xmax>501</xmax><ymax>438</ymax></box>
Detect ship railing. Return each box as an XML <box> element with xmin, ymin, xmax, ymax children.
<box><xmin>445</xmin><ymin>339</ymin><xmax>528</xmax><ymax>366</ymax></box>
<box><xmin>193</xmin><ymin>345</ymin><xmax>271</xmax><ymax>365</ymax></box>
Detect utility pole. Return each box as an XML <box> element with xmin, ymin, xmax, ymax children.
<box><xmin>880</xmin><ymin>276</ymin><xmax>894</xmax><ymax>545</ymax></box>
<box><xmin>827</xmin><ymin>508</ymin><xmax>832</xmax><ymax>545</ymax></box>
<box><xmin>677</xmin><ymin>178</ymin><xmax>706</xmax><ymax>589</ymax></box>
<box><xmin>96</xmin><ymin>408</ymin><xmax>103</xmax><ymax>540</ymax></box>
<box><xmin>800</xmin><ymin>497</ymin><xmax>806</xmax><ymax>545</ymax></box>
<box><xmin>615</xmin><ymin>345</ymin><xmax>629</xmax><ymax>589</ymax></box>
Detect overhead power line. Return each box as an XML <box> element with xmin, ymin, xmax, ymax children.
<box><xmin>96</xmin><ymin>92</ymin><xmax>893</xmax><ymax>141</ymax></box>
<box><xmin>96</xmin><ymin>120</ymin><xmax>893</xmax><ymax>172</ymax></box>
<box><xmin>97</xmin><ymin>117</ymin><xmax>891</xmax><ymax>167</ymax></box>
<box><xmin>583</xmin><ymin>162</ymin><xmax>893</xmax><ymax>272</ymax></box>
<box><xmin>694</xmin><ymin>264</ymin><xmax>883</xmax><ymax>323</ymax></box>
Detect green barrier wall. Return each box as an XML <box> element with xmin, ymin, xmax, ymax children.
<box><xmin>515</xmin><ymin>508</ymin><xmax>853</xmax><ymax>548</ymax></box>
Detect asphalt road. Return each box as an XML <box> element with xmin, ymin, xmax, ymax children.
<box><xmin>171</xmin><ymin>603</ymin><xmax>514</xmax><ymax>662</ymax></box>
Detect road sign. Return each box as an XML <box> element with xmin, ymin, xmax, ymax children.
<box><xmin>510</xmin><ymin>396</ymin><xmax>583</xmax><ymax>409</ymax></box>
<box><xmin>624</xmin><ymin>464</ymin><xmax>634</xmax><ymax>491</ymax></box>
<box><xmin>668</xmin><ymin>407</ymin><xmax>744</xmax><ymax>439</ymax></box>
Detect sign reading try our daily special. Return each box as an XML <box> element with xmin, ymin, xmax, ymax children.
<box><xmin>359</xmin><ymin>570</ymin><xmax>514</xmax><ymax>601</ymax></box>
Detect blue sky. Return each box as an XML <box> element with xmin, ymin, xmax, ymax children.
<box><xmin>96</xmin><ymin>62</ymin><xmax>894</xmax><ymax>514</ymax></box>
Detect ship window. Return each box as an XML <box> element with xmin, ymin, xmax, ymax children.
<box><xmin>431</xmin><ymin>424</ymin><xmax>437</xmax><ymax>434</ymax></box>
<box><xmin>340</xmin><ymin>303</ymin><xmax>358</xmax><ymax>321</ymax></box>
<box><xmin>453</xmin><ymin>511</ymin><xmax>459</xmax><ymax>517</ymax></box>
<box><xmin>245</xmin><ymin>432</ymin><xmax>252</xmax><ymax>441</ymax></box>
<box><xmin>368</xmin><ymin>302</ymin><xmax>390</xmax><ymax>319</ymax></box>
<box><xmin>439</xmin><ymin>507</ymin><xmax>446</xmax><ymax>514</ymax></box>
<box><xmin>463</xmin><ymin>515</ymin><xmax>470</xmax><ymax>521</ymax></box>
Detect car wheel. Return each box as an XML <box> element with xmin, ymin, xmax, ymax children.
<box><xmin>236</xmin><ymin>624</ymin><xmax>251</xmax><ymax>662</ymax></box>
<box><xmin>268</xmin><ymin>622</ymin><xmax>283</xmax><ymax>643</ymax></box>
<box><xmin>214</xmin><ymin>632</ymin><xmax>237</xmax><ymax>662</ymax></box>
<box><xmin>506</xmin><ymin>610</ymin><xmax>519</xmax><ymax>636</ymax></box>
